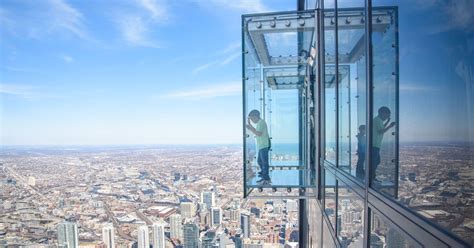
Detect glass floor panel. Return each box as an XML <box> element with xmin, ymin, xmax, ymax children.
<box><xmin>247</xmin><ymin>168</ymin><xmax>315</xmax><ymax>189</ymax></box>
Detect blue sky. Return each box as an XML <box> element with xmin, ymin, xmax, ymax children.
<box><xmin>0</xmin><ymin>0</ymin><xmax>294</xmax><ymax>145</ymax></box>
<box><xmin>1</xmin><ymin>0</ymin><xmax>473</xmax><ymax>145</ymax></box>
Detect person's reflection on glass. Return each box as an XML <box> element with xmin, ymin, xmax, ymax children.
<box><xmin>356</xmin><ymin>125</ymin><xmax>366</xmax><ymax>180</ymax></box>
<box><xmin>372</xmin><ymin>106</ymin><xmax>396</xmax><ymax>183</ymax></box>
<box><xmin>246</xmin><ymin>110</ymin><xmax>271</xmax><ymax>185</ymax></box>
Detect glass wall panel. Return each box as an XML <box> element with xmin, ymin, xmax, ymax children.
<box><xmin>324</xmin><ymin>1</ymin><xmax>337</xmax><ymax>165</ymax></box>
<box><xmin>336</xmin><ymin>3</ymin><xmax>367</xmax><ymax>182</ymax></box>
<box><xmin>243</xmin><ymin>30</ymin><xmax>262</xmax><ymax>194</ymax></box>
<box><xmin>373</xmin><ymin>1</ymin><xmax>474</xmax><ymax>245</ymax></box>
<box><xmin>267</xmin><ymin>89</ymin><xmax>300</xmax><ymax>165</ymax></box>
<box><xmin>324</xmin><ymin>169</ymin><xmax>337</xmax><ymax>230</ymax></box>
<box><xmin>308</xmin><ymin>198</ymin><xmax>322</xmax><ymax>248</ymax></box>
<box><xmin>370</xmin><ymin>211</ymin><xmax>421</xmax><ymax>248</ymax></box>
<box><xmin>323</xmin><ymin>219</ymin><xmax>337</xmax><ymax>248</ymax></box>
<box><xmin>338</xmin><ymin>65</ymin><xmax>350</xmax><ymax>171</ymax></box>
<box><xmin>369</xmin><ymin>7</ymin><xmax>398</xmax><ymax>197</ymax></box>
<box><xmin>337</xmin><ymin>182</ymin><xmax>364</xmax><ymax>247</ymax></box>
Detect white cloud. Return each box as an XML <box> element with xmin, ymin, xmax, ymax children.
<box><xmin>192</xmin><ymin>62</ymin><xmax>215</xmax><ymax>75</ymax></box>
<box><xmin>220</xmin><ymin>52</ymin><xmax>241</xmax><ymax>65</ymax></box>
<box><xmin>117</xmin><ymin>15</ymin><xmax>160</xmax><ymax>48</ymax></box>
<box><xmin>1</xmin><ymin>0</ymin><xmax>92</xmax><ymax>41</ymax></box>
<box><xmin>201</xmin><ymin>0</ymin><xmax>269</xmax><ymax>13</ymax></box>
<box><xmin>192</xmin><ymin>41</ymin><xmax>241</xmax><ymax>74</ymax></box>
<box><xmin>136</xmin><ymin>0</ymin><xmax>168</xmax><ymax>21</ymax></box>
<box><xmin>115</xmin><ymin>0</ymin><xmax>168</xmax><ymax>48</ymax></box>
<box><xmin>48</xmin><ymin>0</ymin><xmax>90</xmax><ymax>40</ymax></box>
<box><xmin>162</xmin><ymin>82</ymin><xmax>241</xmax><ymax>99</ymax></box>
<box><xmin>0</xmin><ymin>84</ymin><xmax>36</xmax><ymax>99</ymax></box>
<box><xmin>60</xmin><ymin>54</ymin><xmax>74</xmax><ymax>63</ymax></box>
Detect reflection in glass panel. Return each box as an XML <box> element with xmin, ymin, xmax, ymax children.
<box><xmin>337</xmin><ymin>183</ymin><xmax>364</xmax><ymax>247</ymax></box>
<box><xmin>324</xmin><ymin>9</ymin><xmax>337</xmax><ymax>165</ymax></box>
<box><xmin>370</xmin><ymin>8</ymin><xmax>398</xmax><ymax>198</ymax></box>
<box><xmin>370</xmin><ymin>211</ymin><xmax>421</xmax><ymax>248</ymax></box>
<box><xmin>325</xmin><ymin>170</ymin><xmax>336</xmax><ymax>230</ymax></box>
<box><xmin>323</xmin><ymin>219</ymin><xmax>337</xmax><ymax>248</ymax></box>
<box><xmin>374</xmin><ymin>1</ymin><xmax>474</xmax><ymax>245</ymax></box>
<box><xmin>334</xmin><ymin>5</ymin><xmax>367</xmax><ymax>182</ymax></box>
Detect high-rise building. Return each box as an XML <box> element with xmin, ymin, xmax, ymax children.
<box><xmin>201</xmin><ymin>191</ymin><xmax>215</xmax><ymax>210</ymax></box>
<box><xmin>180</xmin><ymin>202</ymin><xmax>195</xmax><ymax>218</ymax></box>
<box><xmin>240</xmin><ymin>212</ymin><xmax>250</xmax><ymax>239</ymax></box>
<box><xmin>102</xmin><ymin>223</ymin><xmax>114</xmax><ymax>248</ymax></box>
<box><xmin>137</xmin><ymin>225</ymin><xmax>149</xmax><ymax>248</ymax></box>
<box><xmin>201</xmin><ymin>230</ymin><xmax>216</xmax><ymax>248</ymax></box>
<box><xmin>151</xmin><ymin>222</ymin><xmax>165</xmax><ymax>248</ymax></box>
<box><xmin>57</xmin><ymin>222</ymin><xmax>78</xmax><ymax>248</ymax></box>
<box><xmin>241</xmin><ymin>0</ymin><xmax>474</xmax><ymax>247</ymax></box>
<box><xmin>169</xmin><ymin>214</ymin><xmax>183</xmax><ymax>241</ymax></box>
<box><xmin>183</xmin><ymin>222</ymin><xmax>200</xmax><ymax>248</ymax></box>
<box><xmin>229</xmin><ymin>208</ymin><xmax>240</xmax><ymax>221</ymax></box>
<box><xmin>211</xmin><ymin>207</ymin><xmax>222</xmax><ymax>227</ymax></box>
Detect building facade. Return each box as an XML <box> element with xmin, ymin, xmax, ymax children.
<box><xmin>101</xmin><ymin>223</ymin><xmax>114</xmax><ymax>248</ymax></box>
<box><xmin>242</xmin><ymin>0</ymin><xmax>473</xmax><ymax>247</ymax></box>
<box><xmin>183</xmin><ymin>222</ymin><xmax>200</xmax><ymax>248</ymax></box>
<box><xmin>57</xmin><ymin>222</ymin><xmax>78</xmax><ymax>248</ymax></box>
<box><xmin>137</xmin><ymin>225</ymin><xmax>149</xmax><ymax>248</ymax></box>
<box><xmin>152</xmin><ymin>223</ymin><xmax>165</xmax><ymax>248</ymax></box>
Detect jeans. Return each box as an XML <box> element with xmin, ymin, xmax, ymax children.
<box><xmin>257</xmin><ymin>147</ymin><xmax>270</xmax><ymax>180</ymax></box>
<box><xmin>356</xmin><ymin>153</ymin><xmax>365</xmax><ymax>179</ymax></box>
<box><xmin>371</xmin><ymin>147</ymin><xmax>381</xmax><ymax>181</ymax></box>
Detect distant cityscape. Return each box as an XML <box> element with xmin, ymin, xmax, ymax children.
<box><xmin>0</xmin><ymin>142</ymin><xmax>472</xmax><ymax>247</ymax></box>
<box><xmin>0</xmin><ymin>145</ymin><xmax>299</xmax><ymax>247</ymax></box>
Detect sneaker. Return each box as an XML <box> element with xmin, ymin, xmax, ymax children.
<box><xmin>256</xmin><ymin>178</ymin><xmax>265</xmax><ymax>183</ymax></box>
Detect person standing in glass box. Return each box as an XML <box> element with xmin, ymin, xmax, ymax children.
<box><xmin>246</xmin><ymin>109</ymin><xmax>271</xmax><ymax>185</ymax></box>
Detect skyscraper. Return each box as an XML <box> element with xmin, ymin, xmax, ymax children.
<box><xmin>180</xmin><ymin>202</ymin><xmax>195</xmax><ymax>218</ymax></box>
<box><xmin>211</xmin><ymin>207</ymin><xmax>222</xmax><ymax>227</ymax></box>
<box><xmin>169</xmin><ymin>214</ymin><xmax>183</xmax><ymax>241</ymax></box>
<box><xmin>151</xmin><ymin>222</ymin><xmax>165</xmax><ymax>248</ymax></box>
<box><xmin>240</xmin><ymin>212</ymin><xmax>250</xmax><ymax>239</ymax></box>
<box><xmin>102</xmin><ymin>223</ymin><xmax>114</xmax><ymax>248</ymax></box>
<box><xmin>183</xmin><ymin>222</ymin><xmax>200</xmax><ymax>248</ymax></box>
<box><xmin>201</xmin><ymin>191</ymin><xmax>215</xmax><ymax>210</ymax></box>
<box><xmin>57</xmin><ymin>222</ymin><xmax>79</xmax><ymax>248</ymax></box>
<box><xmin>137</xmin><ymin>225</ymin><xmax>149</xmax><ymax>248</ymax></box>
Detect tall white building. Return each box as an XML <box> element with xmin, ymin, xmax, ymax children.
<box><xmin>152</xmin><ymin>222</ymin><xmax>165</xmax><ymax>248</ymax></box>
<box><xmin>180</xmin><ymin>202</ymin><xmax>195</xmax><ymax>218</ymax></box>
<box><xmin>201</xmin><ymin>191</ymin><xmax>215</xmax><ymax>210</ymax></box>
<box><xmin>169</xmin><ymin>214</ymin><xmax>183</xmax><ymax>241</ymax></box>
<box><xmin>102</xmin><ymin>223</ymin><xmax>115</xmax><ymax>248</ymax></box>
<box><xmin>57</xmin><ymin>222</ymin><xmax>79</xmax><ymax>248</ymax></box>
<box><xmin>137</xmin><ymin>225</ymin><xmax>149</xmax><ymax>248</ymax></box>
<box><xmin>211</xmin><ymin>207</ymin><xmax>222</xmax><ymax>227</ymax></box>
